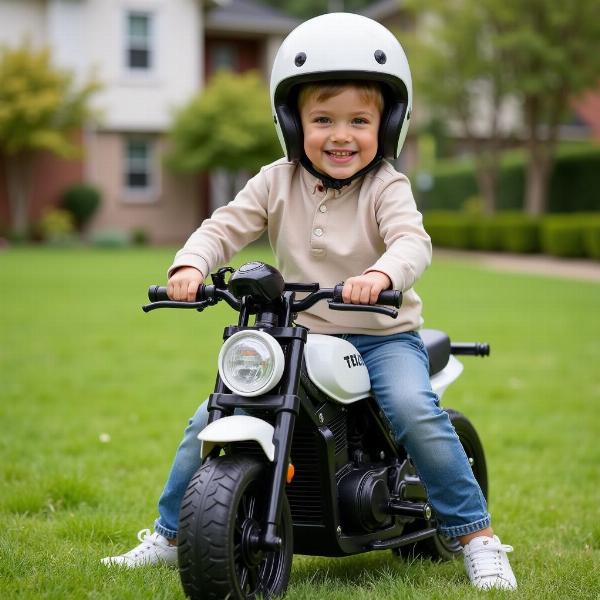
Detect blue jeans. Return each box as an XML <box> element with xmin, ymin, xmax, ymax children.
<box><xmin>155</xmin><ymin>331</ymin><xmax>490</xmax><ymax>539</ymax></box>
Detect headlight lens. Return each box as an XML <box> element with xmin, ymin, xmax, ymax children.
<box><xmin>218</xmin><ymin>331</ymin><xmax>285</xmax><ymax>397</ymax></box>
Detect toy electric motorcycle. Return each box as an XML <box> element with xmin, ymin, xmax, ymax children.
<box><xmin>144</xmin><ymin>261</ymin><xmax>489</xmax><ymax>600</ymax></box>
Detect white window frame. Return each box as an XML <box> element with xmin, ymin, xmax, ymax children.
<box><xmin>122</xmin><ymin>136</ymin><xmax>160</xmax><ymax>202</ymax></box>
<box><xmin>124</xmin><ymin>10</ymin><xmax>155</xmax><ymax>75</ymax></box>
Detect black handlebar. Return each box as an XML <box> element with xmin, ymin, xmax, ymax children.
<box><xmin>451</xmin><ymin>342</ymin><xmax>490</xmax><ymax>357</ymax></box>
<box><xmin>144</xmin><ymin>282</ymin><xmax>402</xmax><ymax>317</ymax></box>
<box><xmin>144</xmin><ymin>284</ymin><xmax>240</xmax><ymax>313</ymax></box>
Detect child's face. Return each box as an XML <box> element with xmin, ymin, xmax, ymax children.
<box><xmin>300</xmin><ymin>87</ymin><xmax>381</xmax><ymax>181</ymax></box>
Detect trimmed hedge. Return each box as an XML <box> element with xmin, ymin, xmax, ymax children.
<box><xmin>583</xmin><ymin>224</ymin><xmax>600</xmax><ymax>260</ymax></box>
<box><xmin>423</xmin><ymin>211</ymin><xmax>600</xmax><ymax>259</ymax></box>
<box><xmin>541</xmin><ymin>214</ymin><xmax>600</xmax><ymax>258</ymax></box>
<box><xmin>416</xmin><ymin>145</ymin><xmax>600</xmax><ymax>213</ymax></box>
<box><xmin>422</xmin><ymin>212</ymin><xmax>476</xmax><ymax>249</ymax></box>
<box><xmin>541</xmin><ymin>220</ymin><xmax>585</xmax><ymax>258</ymax></box>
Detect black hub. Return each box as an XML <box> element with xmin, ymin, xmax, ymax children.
<box><xmin>240</xmin><ymin>518</ymin><xmax>264</xmax><ymax>567</ymax></box>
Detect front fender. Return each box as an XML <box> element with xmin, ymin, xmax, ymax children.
<box><xmin>198</xmin><ymin>415</ymin><xmax>275</xmax><ymax>461</ymax></box>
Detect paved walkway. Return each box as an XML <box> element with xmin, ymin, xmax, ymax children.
<box><xmin>434</xmin><ymin>249</ymin><xmax>600</xmax><ymax>282</ymax></box>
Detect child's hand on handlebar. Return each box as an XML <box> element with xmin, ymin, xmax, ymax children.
<box><xmin>342</xmin><ymin>271</ymin><xmax>392</xmax><ymax>305</ymax></box>
<box><xmin>167</xmin><ymin>267</ymin><xmax>204</xmax><ymax>302</ymax></box>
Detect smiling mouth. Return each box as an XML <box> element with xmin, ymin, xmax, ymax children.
<box><xmin>326</xmin><ymin>150</ymin><xmax>356</xmax><ymax>157</ymax></box>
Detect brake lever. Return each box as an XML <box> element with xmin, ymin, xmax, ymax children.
<box><xmin>327</xmin><ymin>302</ymin><xmax>398</xmax><ymax>319</ymax></box>
<box><xmin>142</xmin><ymin>300</ymin><xmax>211</xmax><ymax>313</ymax></box>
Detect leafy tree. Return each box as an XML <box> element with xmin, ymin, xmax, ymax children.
<box><xmin>407</xmin><ymin>0</ymin><xmax>600</xmax><ymax>215</ymax></box>
<box><xmin>0</xmin><ymin>42</ymin><xmax>99</xmax><ymax>234</ymax></box>
<box><xmin>490</xmin><ymin>0</ymin><xmax>600</xmax><ymax>214</ymax></box>
<box><xmin>166</xmin><ymin>70</ymin><xmax>282</xmax><ymax>175</ymax></box>
<box><xmin>261</xmin><ymin>0</ymin><xmax>373</xmax><ymax>20</ymax></box>
<box><xmin>406</xmin><ymin>0</ymin><xmax>512</xmax><ymax>214</ymax></box>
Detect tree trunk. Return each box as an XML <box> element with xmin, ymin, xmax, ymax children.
<box><xmin>460</xmin><ymin>83</ymin><xmax>503</xmax><ymax>215</ymax></box>
<box><xmin>524</xmin><ymin>141</ymin><xmax>552</xmax><ymax>216</ymax></box>
<box><xmin>523</xmin><ymin>95</ymin><xmax>560</xmax><ymax>216</ymax></box>
<box><xmin>474</xmin><ymin>157</ymin><xmax>498</xmax><ymax>215</ymax></box>
<box><xmin>5</xmin><ymin>152</ymin><xmax>35</xmax><ymax>235</ymax></box>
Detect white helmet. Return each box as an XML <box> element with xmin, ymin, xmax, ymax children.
<box><xmin>270</xmin><ymin>12</ymin><xmax>412</xmax><ymax>164</ymax></box>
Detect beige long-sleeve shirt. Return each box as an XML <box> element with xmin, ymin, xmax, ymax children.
<box><xmin>169</xmin><ymin>158</ymin><xmax>432</xmax><ymax>335</ymax></box>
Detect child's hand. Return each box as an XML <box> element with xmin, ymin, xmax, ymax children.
<box><xmin>167</xmin><ymin>267</ymin><xmax>204</xmax><ymax>302</ymax></box>
<box><xmin>342</xmin><ymin>271</ymin><xmax>392</xmax><ymax>305</ymax></box>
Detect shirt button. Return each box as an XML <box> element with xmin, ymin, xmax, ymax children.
<box><xmin>317</xmin><ymin>184</ymin><xmax>324</xmax><ymax>192</ymax></box>
<box><xmin>319</xmin><ymin>204</ymin><xmax>327</xmax><ymax>213</ymax></box>
<box><xmin>313</xmin><ymin>228</ymin><xmax>323</xmax><ymax>237</ymax></box>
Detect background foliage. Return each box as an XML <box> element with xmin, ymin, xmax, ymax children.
<box><xmin>0</xmin><ymin>41</ymin><xmax>99</xmax><ymax>233</ymax></box>
<box><xmin>261</xmin><ymin>0</ymin><xmax>372</xmax><ymax>19</ymax></box>
<box><xmin>405</xmin><ymin>0</ymin><xmax>600</xmax><ymax>215</ymax></box>
<box><xmin>423</xmin><ymin>211</ymin><xmax>600</xmax><ymax>259</ymax></box>
<box><xmin>417</xmin><ymin>144</ymin><xmax>600</xmax><ymax>214</ymax></box>
<box><xmin>166</xmin><ymin>70</ymin><xmax>282</xmax><ymax>174</ymax></box>
<box><xmin>0</xmin><ymin>41</ymin><xmax>99</xmax><ymax>157</ymax></box>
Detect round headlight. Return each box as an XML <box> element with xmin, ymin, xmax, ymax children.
<box><xmin>218</xmin><ymin>330</ymin><xmax>285</xmax><ymax>397</ymax></box>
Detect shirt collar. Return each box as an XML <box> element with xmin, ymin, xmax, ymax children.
<box><xmin>299</xmin><ymin>163</ymin><xmax>363</xmax><ymax>197</ymax></box>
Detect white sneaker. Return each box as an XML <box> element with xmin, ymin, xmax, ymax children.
<box><xmin>463</xmin><ymin>535</ymin><xmax>517</xmax><ymax>590</ymax></box>
<box><xmin>101</xmin><ymin>529</ymin><xmax>178</xmax><ymax>568</ymax></box>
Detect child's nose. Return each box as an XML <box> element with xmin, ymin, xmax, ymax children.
<box><xmin>330</xmin><ymin>124</ymin><xmax>352</xmax><ymax>142</ymax></box>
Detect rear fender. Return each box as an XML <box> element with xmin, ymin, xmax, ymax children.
<box><xmin>198</xmin><ymin>415</ymin><xmax>275</xmax><ymax>461</ymax></box>
<box><xmin>430</xmin><ymin>355</ymin><xmax>463</xmax><ymax>399</ymax></box>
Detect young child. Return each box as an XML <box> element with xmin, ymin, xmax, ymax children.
<box><xmin>102</xmin><ymin>13</ymin><xmax>517</xmax><ymax>591</ymax></box>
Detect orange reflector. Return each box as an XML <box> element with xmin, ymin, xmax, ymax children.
<box><xmin>286</xmin><ymin>463</ymin><xmax>295</xmax><ymax>484</ymax></box>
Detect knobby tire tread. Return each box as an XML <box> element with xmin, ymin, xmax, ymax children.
<box><xmin>178</xmin><ymin>454</ymin><xmax>292</xmax><ymax>600</ymax></box>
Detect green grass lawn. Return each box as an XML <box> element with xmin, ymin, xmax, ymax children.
<box><xmin>1</xmin><ymin>246</ymin><xmax>598</xmax><ymax>599</ymax></box>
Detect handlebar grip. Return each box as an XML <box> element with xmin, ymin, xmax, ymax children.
<box><xmin>147</xmin><ymin>285</ymin><xmax>208</xmax><ymax>302</ymax></box>
<box><xmin>332</xmin><ymin>284</ymin><xmax>402</xmax><ymax>308</ymax></box>
<box><xmin>148</xmin><ymin>285</ymin><xmax>169</xmax><ymax>302</ymax></box>
<box><xmin>377</xmin><ymin>290</ymin><xmax>402</xmax><ymax>308</ymax></box>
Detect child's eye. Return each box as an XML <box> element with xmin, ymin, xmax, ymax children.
<box><xmin>352</xmin><ymin>117</ymin><xmax>369</xmax><ymax>125</ymax></box>
<box><xmin>313</xmin><ymin>116</ymin><xmax>331</xmax><ymax>124</ymax></box>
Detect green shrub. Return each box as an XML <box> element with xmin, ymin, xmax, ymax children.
<box><xmin>471</xmin><ymin>219</ymin><xmax>504</xmax><ymax>251</ymax></box>
<box><xmin>61</xmin><ymin>183</ymin><xmax>101</xmax><ymax>230</ymax></box>
<box><xmin>38</xmin><ymin>209</ymin><xmax>76</xmax><ymax>245</ymax></box>
<box><xmin>417</xmin><ymin>162</ymin><xmax>478</xmax><ymax>211</ymax></box>
<box><xmin>582</xmin><ymin>223</ymin><xmax>600</xmax><ymax>260</ymax></box>
<box><xmin>541</xmin><ymin>217</ymin><xmax>586</xmax><ymax>258</ymax></box>
<box><xmin>495</xmin><ymin>213</ymin><xmax>541</xmax><ymax>254</ymax></box>
<box><xmin>548</xmin><ymin>149</ymin><xmax>600</xmax><ymax>213</ymax></box>
<box><xmin>417</xmin><ymin>144</ymin><xmax>600</xmax><ymax>213</ymax></box>
<box><xmin>131</xmin><ymin>228</ymin><xmax>149</xmax><ymax>246</ymax></box>
<box><xmin>424</xmin><ymin>210</ymin><xmax>600</xmax><ymax>258</ymax></box>
<box><xmin>423</xmin><ymin>212</ymin><xmax>475</xmax><ymax>248</ymax></box>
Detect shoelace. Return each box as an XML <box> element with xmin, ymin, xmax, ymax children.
<box><xmin>122</xmin><ymin>529</ymin><xmax>159</xmax><ymax>558</ymax></box>
<box><xmin>469</xmin><ymin>541</ymin><xmax>514</xmax><ymax>579</ymax></box>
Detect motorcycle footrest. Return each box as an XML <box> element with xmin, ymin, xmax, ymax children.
<box><xmin>387</xmin><ymin>499</ymin><xmax>432</xmax><ymax>520</ymax></box>
<box><xmin>369</xmin><ymin>527</ymin><xmax>437</xmax><ymax>551</ymax></box>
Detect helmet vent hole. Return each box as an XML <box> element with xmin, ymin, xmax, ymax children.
<box><xmin>294</xmin><ymin>52</ymin><xmax>307</xmax><ymax>67</ymax></box>
<box><xmin>374</xmin><ymin>50</ymin><xmax>387</xmax><ymax>64</ymax></box>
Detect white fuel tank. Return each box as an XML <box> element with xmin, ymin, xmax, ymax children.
<box><xmin>304</xmin><ymin>334</ymin><xmax>371</xmax><ymax>404</ymax></box>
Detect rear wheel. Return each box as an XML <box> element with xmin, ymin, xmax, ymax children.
<box><xmin>178</xmin><ymin>454</ymin><xmax>293</xmax><ymax>599</ymax></box>
<box><xmin>395</xmin><ymin>408</ymin><xmax>488</xmax><ymax>561</ymax></box>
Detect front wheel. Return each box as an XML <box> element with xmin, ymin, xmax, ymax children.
<box><xmin>178</xmin><ymin>454</ymin><xmax>293</xmax><ymax>600</ymax></box>
<box><xmin>396</xmin><ymin>408</ymin><xmax>488</xmax><ymax>561</ymax></box>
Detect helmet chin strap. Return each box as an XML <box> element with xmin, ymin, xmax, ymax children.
<box><xmin>300</xmin><ymin>154</ymin><xmax>383</xmax><ymax>190</ymax></box>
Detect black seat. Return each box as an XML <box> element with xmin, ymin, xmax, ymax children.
<box><xmin>419</xmin><ymin>329</ymin><xmax>451</xmax><ymax>376</ymax></box>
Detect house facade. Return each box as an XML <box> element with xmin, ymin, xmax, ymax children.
<box><xmin>0</xmin><ymin>0</ymin><xmax>296</xmax><ymax>242</ymax></box>
<box><xmin>202</xmin><ymin>0</ymin><xmax>298</xmax><ymax>214</ymax></box>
